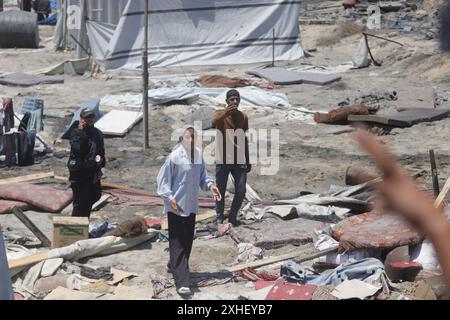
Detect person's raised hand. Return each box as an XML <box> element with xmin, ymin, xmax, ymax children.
<box><xmin>354</xmin><ymin>129</ymin><xmax>445</xmax><ymax>232</ymax></box>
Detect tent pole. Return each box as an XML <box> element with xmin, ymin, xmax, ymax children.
<box><xmin>272</xmin><ymin>28</ymin><xmax>275</xmax><ymax>67</ymax></box>
<box><xmin>143</xmin><ymin>0</ymin><xmax>150</xmax><ymax>150</ymax></box>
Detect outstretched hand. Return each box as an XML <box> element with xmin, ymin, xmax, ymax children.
<box><xmin>354</xmin><ymin>129</ymin><xmax>445</xmax><ymax>232</ymax></box>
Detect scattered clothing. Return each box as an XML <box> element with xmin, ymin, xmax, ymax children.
<box><xmin>88</xmin><ymin>222</ymin><xmax>117</xmax><ymax>238</ymax></box>
<box><xmin>65</xmin><ymin>263</ymin><xmax>113</xmax><ymax>281</ymax></box>
<box><xmin>235</xmin><ymin>267</ymin><xmax>279</xmax><ymax>282</ymax></box>
<box><xmin>284</xmin><ymin>258</ymin><xmax>388</xmax><ymax>288</ymax></box>
<box><xmin>236</xmin><ymin>243</ymin><xmax>263</xmax><ymax>264</ymax></box>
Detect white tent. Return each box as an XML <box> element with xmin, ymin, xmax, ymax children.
<box><xmin>56</xmin><ymin>0</ymin><xmax>304</xmax><ymax>69</ymax></box>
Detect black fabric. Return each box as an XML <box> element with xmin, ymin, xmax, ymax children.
<box><xmin>71</xmin><ymin>180</ymin><xmax>101</xmax><ymax>218</ymax></box>
<box><xmin>18</xmin><ymin>112</ymin><xmax>31</xmax><ymax>132</ymax></box>
<box><xmin>21</xmin><ymin>0</ymin><xmax>32</xmax><ymax>11</ymax></box>
<box><xmin>68</xmin><ymin>127</ymin><xmax>105</xmax><ymax>183</ymax></box>
<box><xmin>3</xmin><ymin>133</ymin><xmax>16</xmax><ymax>167</ymax></box>
<box><xmin>17</xmin><ymin>131</ymin><xmax>35</xmax><ymax>166</ymax></box>
<box><xmin>167</xmin><ymin>212</ymin><xmax>196</xmax><ymax>289</ymax></box>
<box><xmin>215</xmin><ymin>164</ymin><xmax>247</xmax><ymax>224</ymax></box>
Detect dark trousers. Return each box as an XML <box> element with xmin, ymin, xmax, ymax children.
<box><xmin>167</xmin><ymin>212</ymin><xmax>195</xmax><ymax>289</ymax></box>
<box><xmin>71</xmin><ymin>180</ymin><xmax>101</xmax><ymax>218</ymax></box>
<box><xmin>215</xmin><ymin>164</ymin><xmax>247</xmax><ymax>223</ymax></box>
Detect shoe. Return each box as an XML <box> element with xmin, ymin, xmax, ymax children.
<box><xmin>177</xmin><ymin>287</ymin><xmax>192</xmax><ymax>295</ymax></box>
<box><xmin>216</xmin><ymin>218</ymin><xmax>224</xmax><ymax>225</ymax></box>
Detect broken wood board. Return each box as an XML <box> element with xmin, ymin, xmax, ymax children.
<box><xmin>94</xmin><ymin>110</ymin><xmax>143</xmax><ymax>136</ymax></box>
<box><xmin>228</xmin><ymin>246</ymin><xmax>338</xmax><ymax>273</ymax></box>
<box><xmin>12</xmin><ymin>207</ymin><xmax>51</xmax><ymax>247</ymax></box>
<box><xmin>0</xmin><ymin>172</ymin><xmax>54</xmax><ymax>185</ymax></box>
<box><xmin>236</xmin><ymin>218</ymin><xmax>329</xmax><ymax>249</ymax></box>
<box><xmin>434</xmin><ymin>177</ymin><xmax>450</xmax><ymax>208</ymax></box>
<box><xmin>8</xmin><ymin>251</ymin><xmax>49</xmax><ymax>270</ymax></box>
<box><xmin>348</xmin><ymin>108</ymin><xmax>450</xmax><ymax>128</ymax></box>
<box><xmin>92</xmin><ymin>194</ymin><xmax>112</xmax><ymax>211</ymax></box>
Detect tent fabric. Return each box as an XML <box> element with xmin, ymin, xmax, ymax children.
<box><xmin>0</xmin><ymin>183</ymin><xmax>73</xmax><ymax>213</ymax></box>
<box><xmin>332</xmin><ymin>211</ymin><xmax>423</xmax><ymax>251</ymax></box>
<box><xmin>56</xmin><ymin>1</ymin><xmax>304</xmax><ymax>69</ymax></box>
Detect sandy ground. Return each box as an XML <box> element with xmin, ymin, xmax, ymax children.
<box><xmin>1</xmin><ymin>1</ymin><xmax>448</xmax><ymax>299</ymax></box>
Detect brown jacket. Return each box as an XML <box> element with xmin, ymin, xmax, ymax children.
<box><xmin>212</xmin><ymin>109</ymin><xmax>249</xmax><ymax>165</ymax></box>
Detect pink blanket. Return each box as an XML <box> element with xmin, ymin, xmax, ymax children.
<box><xmin>0</xmin><ymin>183</ymin><xmax>72</xmax><ymax>213</ymax></box>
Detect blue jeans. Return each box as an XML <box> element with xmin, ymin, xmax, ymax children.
<box><xmin>215</xmin><ymin>164</ymin><xmax>247</xmax><ymax>223</ymax></box>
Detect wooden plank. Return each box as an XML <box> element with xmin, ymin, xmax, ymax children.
<box><xmin>434</xmin><ymin>177</ymin><xmax>450</xmax><ymax>208</ymax></box>
<box><xmin>11</xmin><ymin>207</ymin><xmax>51</xmax><ymax>247</ymax></box>
<box><xmin>0</xmin><ymin>172</ymin><xmax>54</xmax><ymax>186</ymax></box>
<box><xmin>429</xmin><ymin>150</ymin><xmax>440</xmax><ymax>198</ymax></box>
<box><xmin>92</xmin><ymin>194</ymin><xmax>112</xmax><ymax>211</ymax></box>
<box><xmin>54</xmin><ymin>176</ymin><xmax>144</xmax><ymax>193</ymax></box>
<box><xmin>8</xmin><ymin>251</ymin><xmax>49</xmax><ymax>270</ymax></box>
<box><xmin>227</xmin><ymin>246</ymin><xmax>338</xmax><ymax>273</ymax></box>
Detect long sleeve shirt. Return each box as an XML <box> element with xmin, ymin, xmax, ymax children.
<box><xmin>157</xmin><ymin>145</ymin><xmax>213</xmax><ymax>217</ymax></box>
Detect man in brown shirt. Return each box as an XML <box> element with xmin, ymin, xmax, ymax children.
<box><xmin>212</xmin><ymin>89</ymin><xmax>251</xmax><ymax>226</ymax></box>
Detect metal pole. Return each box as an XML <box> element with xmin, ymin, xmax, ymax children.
<box><xmin>142</xmin><ymin>0</ymin><xmax>149</xmax><ymax>149</ymax></box>
<box><xmin>272</xmin><ymin>28</ymin><xmax>275</xmax><ymax>67</ymax></box>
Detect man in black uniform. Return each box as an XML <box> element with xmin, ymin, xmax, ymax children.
<box><xmin>68</xmin><ymin>108</ymin><xmax>105</xmax><ymax>218</ymax></box>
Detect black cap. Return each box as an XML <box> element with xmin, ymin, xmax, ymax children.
<box><xmin>226</xmin><ymin>89</ymin><xmax>240</xmax><ymax>100</ymax></box>
<box><xmin>80</xmin><ymin>107</ymin><xmax>95</xmax><ymax>118</ymax></box>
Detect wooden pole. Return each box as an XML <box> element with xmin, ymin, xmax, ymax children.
<box><xmin>272</xmin><ymin>28</ymin><xmax>275</xmax><ymax>67</ymax></box>
<box><xmin>227</xmin><ymin>246</ymin><xmax>339</xmax><ymax>273</ymax></box>
<box><xmin>434</xmin><ymin>177</ymin><xmax>450</xmax><ymax>208</ymax></box>
<box><xmin>429</xmin><ymin>149</ymin><xmax>440</xmax><ymax>198</ymax></box>
<box><xmin>142</xmin><ymin>0</ymin><xmax>150</xmax><ymax>150</ymax></box>
<box><xmin>11</xmin><ymin>208</ymin><xmax>51</xmax><ymax>247</ymax></box>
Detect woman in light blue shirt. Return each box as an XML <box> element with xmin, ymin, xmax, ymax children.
<box><xmin>157</xmin><ymin>125</ymin><xmax>221</xmax><ymax>296</ymax></box>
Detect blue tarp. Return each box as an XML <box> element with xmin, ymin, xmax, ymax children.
<box><xmin>39</xmin><ymin>13</ymin><xmax>57</xmax><ymax>25</ymax></box>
